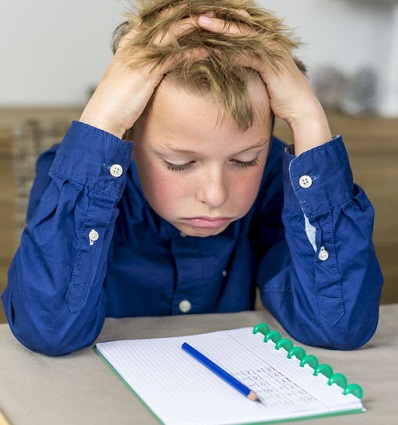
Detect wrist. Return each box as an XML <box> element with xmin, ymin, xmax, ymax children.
<box><xmin>288</xmin><ymin>102</ymin><xmax>332</xmax><ymax>156</ymax></box>
<box><xmin>79</xmin><ymin>107</ymin><xmax>126</xmax><ymax>139</ymax></box>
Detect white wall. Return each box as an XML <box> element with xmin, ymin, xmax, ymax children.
<box><xmin>266</xmin><ymin>0</ymin><xmax>389</xmax><ymax>74</ymax></box>
<box><xmin>0</xmin><ymin>0</ymin><xmax>123</xmax><ymax>106</ymax></box>
<box><xmin>0</xmin><ymin>0</ymin><xmax>393</xmax><ymax>107</ymax></box>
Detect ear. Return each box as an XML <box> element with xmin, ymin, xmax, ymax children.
<box><xmin>111</xmin><ymin>21</ymin><xmax>131</xmax><ymax>53</ymax></box>
<box><xmin>293</xmin><ymin>57</ymin><xmax>307</xmax><ymax>76</ymax></box>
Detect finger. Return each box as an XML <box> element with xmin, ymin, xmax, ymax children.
<box><xmin>118</xmin><ymin>15</ymin><xmax>200</xmax><ymax>50</ymax></box>
<box><xmin>154</xmin><ymin>17</ymin><xmax>198</xmax><ymax>45</ymax></box>
<box><xmin>233</xmin><ymin>9</ymin><xmax>251</xmax><ymax>18</ymax></box>
<box><xmin>197</xmin><ymin>15</ymin><xmax>250</xmax><ymax>36</ymax></box>
<box><xmin>156</xmin><ymin>46</ymin><xmax>209</xmax><ymax>76</ymax></box>
<box><xmin>117</xmin><ymin>28</ymin><xmax>139</xmax><ymax>49</ymax></box>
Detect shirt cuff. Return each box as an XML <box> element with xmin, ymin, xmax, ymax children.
<box><xmin>283</xmin><ymin>136</ymin><xmax>354</xmax><ymax>217</ymax></box>
<box><xmin>49</xmin><ymin>121</ymin><xmax>133</xmax><ymax>200</ymax></box>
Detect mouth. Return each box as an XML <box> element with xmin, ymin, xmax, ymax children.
<box><xmin>183</xmin><ymin>217</ymin><xmax>232</xmax><ymax>229</ymax></box>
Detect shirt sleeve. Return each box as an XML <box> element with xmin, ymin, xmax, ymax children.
<box><xmin>2</xmin><ymin>121</ymin><xmax>133</xmax><ymax>356</ymax></box>
<box><xmin>258</xmin><ymin>136</ymin><xmax>384</xmax><ymax>350</ymax></box>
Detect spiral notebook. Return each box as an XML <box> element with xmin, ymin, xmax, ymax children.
<box><xmin>94</xmin><ymin>323</ymin><xmax>365</xmax><ymax>425</ymax></box>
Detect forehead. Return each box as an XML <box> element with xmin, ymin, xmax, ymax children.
<box><xmin>134</xmin><ymin>78</ymin><xmax>272</xmax><ymax>157</ymax></box>
<box><xmin>150</xmin><ymin>74</ymin><xmax>271</xmax><ymax>125</ymax></box>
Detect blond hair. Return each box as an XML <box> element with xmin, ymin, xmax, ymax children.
<box><xmin>113</xmin><ymin>0</ymin><xmax>303</xmax><ymax>131</ymax></box>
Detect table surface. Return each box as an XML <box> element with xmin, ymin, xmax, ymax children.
<box><xmin>1</xmin><ymin>305</ymin><xmax>397</xmax><ymax>425</ymax></box>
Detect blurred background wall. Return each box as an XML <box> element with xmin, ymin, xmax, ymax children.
<box><xmin>0</xmin><ymin>0</ymin><xmax>394</xmax><ymax>110</ymax></box>
<box><xmin>0</xmin><ymin>0</ymin><xmax>122</xmax><ymax>106</ymax></box>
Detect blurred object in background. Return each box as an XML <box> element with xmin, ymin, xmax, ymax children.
<box><xmin>312</xmin><ymin>65</ymin><xmax>378</xmax><ymax>115</ymax></box>
<box><xmin>341</xmin><ymin>67</ymin><xmax>378</xmax><ymax>115</ymax></box>
<box><xmin>12</xmin><ymin>120</ymin><xmax>70</xmax><ymax>244</ymax></box>
<box><xmin>311</xmin><ymin>65</ymin><xmax>347</xmax><ymax>111</ymax></box>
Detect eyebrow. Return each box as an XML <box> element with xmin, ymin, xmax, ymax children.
<box><xmin>157</xmin><ymin>139</ymin><xmax>269</xmax><ymax>156</ymax></box>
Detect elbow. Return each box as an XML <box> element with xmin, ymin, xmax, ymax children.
<box><xmin>8</xmin><ymin>320</ymin><xmax>96</xmax><ymax>356</ymax></box>
<box><xmin>3</xmin><ymin>284</ymin><xmax>106</xmax><ymax>357</ymax></box>
<box><xmin>313</xmin><ymin>325</ymin><xmax>377</xmax><ymax>351</ymax></box>
<box><xmin>15</xmin><ymin>335</ymin><xmax>78</xmax><ymax>357</ymax></box>
<box><xmin>329</xmin><ymin>316</ymin><xmax>380</xmax><ymax>350</ymax></box>
<box><xmin>289</xmin><ymin>311</ymin><xmax>380</xmax><ymax>351</ymax></box>
<box><xmin>317</xmin><ymin>291</ymin><xmax>382</xmax><ymax>351</ymax></box>
<box><xmin>4</xmin><ymin>302</ymin><xmax>103</xmax><ymax>357</ymax></box>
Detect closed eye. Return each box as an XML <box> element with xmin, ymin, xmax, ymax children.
<box><xmin>230</xmin><ymin>156</ymin><xmax>260</xmax><ymax>168</ymax></box>
<box><xmin>163</xmin><ymin>160</ymin><xmax>196</xmax><ymax>172</ymax></box>
<box><xmin>163</xmin><ymin>156</ymin><xmax>260</xmax><ymax>172</ymax></box>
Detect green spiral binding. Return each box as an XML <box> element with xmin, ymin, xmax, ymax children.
<box><xmin>264</xmin><ymin>330</ymin><xmax>281</xmax><ymax>343</ymax></box>
<box><xmin>287</xmin><ymin>346</ymin><xmax>306</xmax><ymax>360</ymax></box>
<box><xmin>328</xmin><ymin>373</ymin><xmax>348</xmax><ymax>389</ymax></box>
<box><xmin>344</xmin><ymin>383</ymin><xmax>364</xmax><ymax>399</ymax></box>
<box><xmin>314</xmin><ymin>364</ymin><xmax>334</xmax><ymax>378</ymax></box>
<box><xmin>275</xmin><ymin>338</ymin><xmax>294</xmax><ymax>352</ymax></box>
<box><xmin>253</xmin><ymin>323</ymin><xmax>270</xmax><ymax>335</ymax></box>
<box><xmin>252</xmin><ymin>323</ymin><xmax>364</xmax><ymax>400</ymax></box>
<box><xmin>300</xmin><ymin>354</ymin><xmax>319</xmax><ymax>369</ymax></box>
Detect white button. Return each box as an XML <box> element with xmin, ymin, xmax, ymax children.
<box><xmin>180</xmin><ymin>232</ymin><xmax>187</xmax><ymax>238</ymax></box>
<box><xmin>319</xmin><ymin>246</ymin><xmax>329</xmax><ymax>261</ymax></box>
<box><xmin>89</xmin><ymin>229</ymin><xmax>99</xmax><ymax>246</ymax></box>
<box><xmin>222</xmin><ymin>270</ymin><xmax>228</xmax><ymax>277</ymax></box>
<box><xmin>110</xmin><ymin>164</ymin><xmax>123</xmax><ymax>178</ymax></box>
<box><xmin>299</xmin><ymin>175</ymin><xmax>313</xmax><ymax>189</ymax></box>
<box><xmin>179</xmin><ymin>300</ymin><xmax>192</xmax><ymax>313</ymax></box>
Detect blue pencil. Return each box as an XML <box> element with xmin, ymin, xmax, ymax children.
<box><xmin>181</xmin><ymin>342</ymin><xmax>262</xmax><ymax>402</ymax></box>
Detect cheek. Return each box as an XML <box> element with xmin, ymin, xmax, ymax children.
<box><xmin>233</xmin><ymin>175</ymin><xmax>261</xmax><ymax>208</ymax></box>
<box><xmin>230</xmin><ymin>166</ymin><xmax>265</xmax><ymax>209</ymax></box>
<box><xmin>139</xmin><ymin>165</ymin><xmax>187</xmax><ymax>214</ymax></box>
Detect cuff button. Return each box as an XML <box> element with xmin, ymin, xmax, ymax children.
<box><xmin>299</xmin><ymin>175</ymin><xmax>313</xmax><ymax>189</ymax></box>
<box><xmin>110</xmin><ymin>164</ymin><xmax>123</xmax><ymax>178</ymax></box>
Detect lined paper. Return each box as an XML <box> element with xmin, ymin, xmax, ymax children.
<box><xmin>95</xmin><ymin>328</ymin><xmax>363</xmax><ymax>425</ymax></box>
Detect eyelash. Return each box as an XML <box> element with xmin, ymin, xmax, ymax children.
<box><xmin>232</xmin><ymin>157</ymin><xmax>260</xmax><ymax>168</ymax></box>
<box><xmin>163</xmin><ymin>156</ymin><xmax>260</xmax><ymax>172</ymax></box>
<box><xmin>163</xmin><ymin>161</ymin><xmax>195</xmax><ymax>172</ymax></box>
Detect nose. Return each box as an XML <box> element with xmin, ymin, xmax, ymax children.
<box><xmin>196</xmin><ymin>166</ymin><xmax>228</xmax><ymax>208</ymax></box>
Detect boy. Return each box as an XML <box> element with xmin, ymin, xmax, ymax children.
<box><xmin>2</xmin><ymin>0</ymin><xmax>383</xmax><ymax>356</ymax></box>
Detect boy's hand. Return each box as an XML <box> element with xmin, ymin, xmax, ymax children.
<box><xmin>79</xmin><ymin>18</ymin><xmax>206</xmax><ymax>139</ymax></box>
<box><xmin>197</xmin><ymin>15</ymin><xmax>332</xmax><ymax>155</ymax></box>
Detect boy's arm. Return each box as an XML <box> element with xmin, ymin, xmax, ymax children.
<box><xmin>2</xmin><ymin>16</ymin><xmax>208</xmax><ymax>356</ymax></box>
<box><xmin>257</xmin><ymin>54</ymin><xmax>383</xmax><ymax>349</ymax></box>
<box><xmin>257</xmin><ymin>136</ymin><xmax>383</xmax><ymax>349</ymax></box>
<box><xmin>2</xmin><ymin>122</ymin><xmax>133</xmax><ymax>356</ymax></box>
<box><xmin>249</xmin><ymin>25</ymin><xmax>383</xmax><ymax>348</ymax></box>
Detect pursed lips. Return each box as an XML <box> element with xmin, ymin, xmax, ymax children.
<box><xmin>183</xmin><ymin>217</ymin><xmax>232</xmax><ymax>228</ymax></box>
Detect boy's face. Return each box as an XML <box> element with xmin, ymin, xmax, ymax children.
<box><xmin>132</xmin><ymin>77</ymin><xmax>273</xmax><ymax>237</ymax></box>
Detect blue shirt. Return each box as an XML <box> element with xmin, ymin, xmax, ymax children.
<box><xmin>2</xmin><ymin>121</ymin><xmax>383</xmax><ymax>355</ymax></box>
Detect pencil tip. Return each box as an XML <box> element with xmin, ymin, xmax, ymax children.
<box><xmin>248</xmin><ymin>391</ymin><xmax>262</xmax><ymax>403</ymax></box>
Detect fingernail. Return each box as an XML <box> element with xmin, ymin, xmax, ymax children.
<box><xmin>198</xmin><ymin>15</ymin><xmax>212</xmax><ymax>25</ymax></box>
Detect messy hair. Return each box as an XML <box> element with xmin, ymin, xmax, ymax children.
<box><xmin>112</xmin><ymin>0</ymin><xmax>303</xmax><ymax>131</ymax></box>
